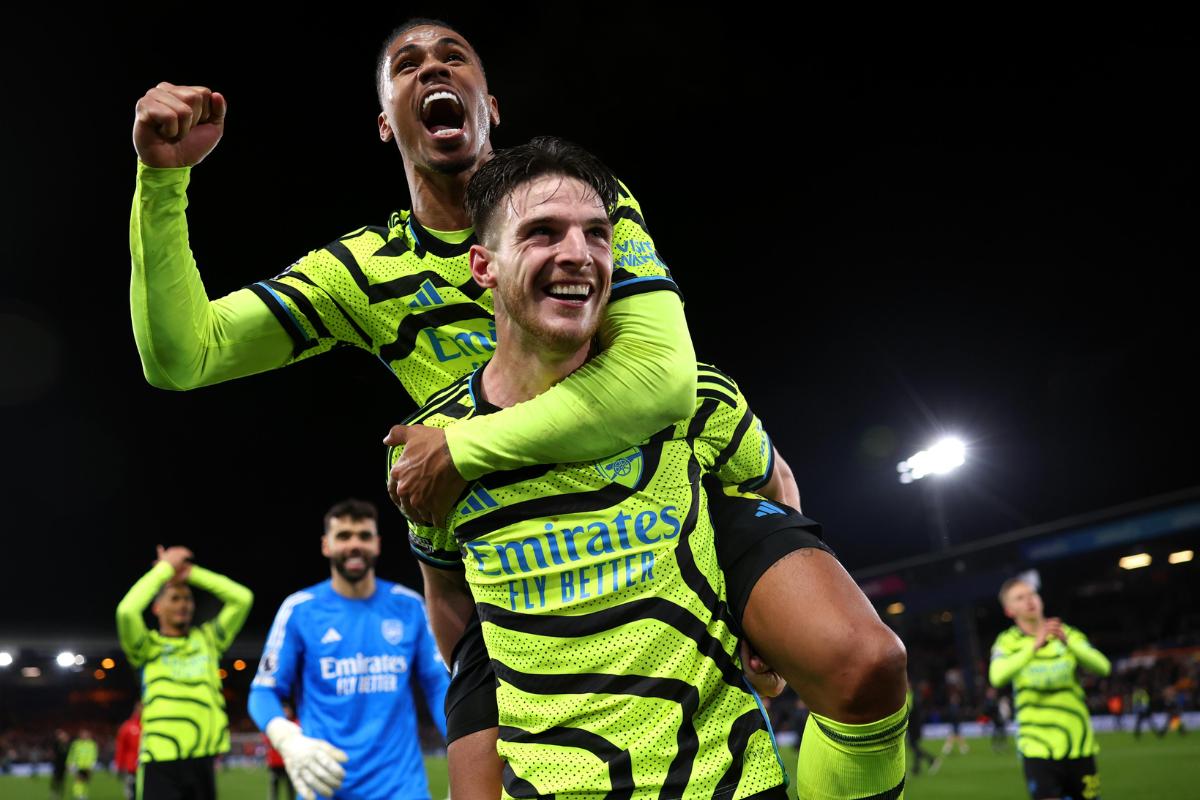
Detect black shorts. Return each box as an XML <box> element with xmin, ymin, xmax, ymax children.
<box><xmin>445</xmin><ymin>613</ymin><xmax>496</xmax><ymax>744</ymax></box>
<box><xmin>1022</xmin><ymin>755</ymin><xmax>1100</xmax><ymax>800</ymax></box>
<box><xmin>140</xmin><ymin>756</ymin><xmax>216</xmax><ymax>800</ymax></box>
<box><xmin>443</xmin><ymin>482</ymin><xmax>831</xmax><ymax>743</ymax></box>
<box><xmin>705</xmin><ymin>477</ymin><xmax>831</xmax><ymax>629</ymax></box>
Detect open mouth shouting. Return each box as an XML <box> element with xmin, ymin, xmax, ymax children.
<box><xmin>421</xmin><ymin>89</ymin><xmax>466</xmax><ymax>139</ymax></box>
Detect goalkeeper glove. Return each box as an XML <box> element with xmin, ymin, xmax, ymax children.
<box><xmin>266</xmin><ymin>717</ymin><xmax>348</xmax><ymax>800</ymax></box>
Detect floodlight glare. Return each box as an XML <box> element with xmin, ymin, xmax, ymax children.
<box><xmin>0</xmin><ymin>652</ymin><xmax>12</xmax><ymax>667</ymax></box>
<box><xmin>898</xmin><ymin>437</ymin><xmax>967</xmax><ymax>482</ymax></box>
<box><xmin>56</xmin><ymin>652</ymin><xmax>75</xmax><ymax>668</ymax></box>
<box><xmin>886</xmin><ymin>602</ymin><xmax>905</xmax><ymax>615</ymax></box>
<box><xmin>1119</xmin><ymin>553</ymin><xmax>1152</xmax><ymax>570</ymax></box>
<box><xmin>1169</xmin><ymin>550</ymin><xmax>1194</xmax><ymax>564</ymax></box>
<box><xmin>74</xmin><ymin>654</ymin><xmax>85</xmax><ymax>666</ymax></box>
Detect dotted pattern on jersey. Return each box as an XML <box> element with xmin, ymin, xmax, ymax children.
<box><xmin>258</xmin><ymin>183</ymin><xmax>674</xmax><ymax>408</ymax></box>
<box><xmin>397</xmin><ymin>364</ymin><xmax>783</xmax><ymax>796</ymax></box>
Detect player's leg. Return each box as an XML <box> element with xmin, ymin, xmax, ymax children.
<box><xmin>444</xmin><ymin>614</ymin><xmax>504</xmax><ymax>800</ymax></box>
<box><xmin>711</xmin><ymin>486</ymin><xmax>908</xmax><ymax>799</ymax></box>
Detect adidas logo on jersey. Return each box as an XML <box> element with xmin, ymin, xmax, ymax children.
<box><xmin>458</xmin><ymin>484</ymin><xmax>499</xmax><ymax>517</ymax></box>
<box><xmin>321</xmin><ymin>628</ymin><xmax>343</xmax><ymax>644</ymax></box>
<box><xmin>408</xmin><ymin>279</ymin><xmax>445</xmax><ymax>308</ymax></box>
<box><xmin>755</xmin><ymin>501</ymin><xmax>786</xmax><ymax>517</ymax></box>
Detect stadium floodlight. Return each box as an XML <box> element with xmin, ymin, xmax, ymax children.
<box><xmin>0</xmin><ymin>652</ymin><xmax>12</xmax><ymax>667</ymax></box>
<box><xmin>56</xmin><ymin>651</ymin><xmax>76</xmax><ymax>668</ymax></box>
<box><xmin>1119</xmin><ymin>553</ymin><xmax>1152</xmax><ymax>570</ymax></box>
<box><xmin>1169</xmin><ymin>550</ymin><xmax>1194</xmax><ymax>564</ymax></box>
<box><xmin>886</xmin><ymin>602</ymin><xmax>905</xmax><ymax>615</ymax></box>
<box><xmin>897</xmin><ymin>437</ymin><xmax>966</xmax><ymax>483</ymax></box>
<box><xmin>233</xmin><ymin>659</ymin><xmax>247</xmax><ymax>671</ymax></box>
<box><xmin>101</xmin><ymin>658</ymin><xmax>115</xmax><ymax>669</ymax></box>
<box><xmin>74</xmin><ymin>654</ymin><xmax>85</xmax><ymax>666</ymax></box>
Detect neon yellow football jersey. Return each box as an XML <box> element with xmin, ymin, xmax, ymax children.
<box><xmin>401</xmin><ymin>363</ymin><xmax>785</xmax><ymax>800</ymax></box>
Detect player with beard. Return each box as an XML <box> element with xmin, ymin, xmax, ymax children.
<box><xmin>248</xmin><ymin>499</ymin><xmax>449</xmax><ymax>800</ymax></box>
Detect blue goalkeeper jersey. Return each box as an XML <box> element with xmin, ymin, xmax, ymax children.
<box><xmin>249</xmin><ymin>578</ymin><xmax>449</xmax><ymax>800</ymax></box>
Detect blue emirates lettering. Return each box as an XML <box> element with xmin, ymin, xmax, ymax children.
<box><xmin>477</xmin><ymin>506</ymin><xmax>677</xmax><ymax>610</ymax></box>
<box><xmin>544</xmin><ymin>552</ymin><xmax>657</xmax><ymax>608</ymax></box>
<box><xmin>424</xmin><ymin>320</ymin><xmax>497</xmax><ymax>363</ymax></box>
<box><xmin>473</xmin><ymin>507</ymin><xmax>679</xmax><ymax>578</ymax></box>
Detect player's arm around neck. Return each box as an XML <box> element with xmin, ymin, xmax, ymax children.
<box><xmin>131</xmin><ymin>83</ymin><xmax>293</xmax><ymax>391</ymax></box>
<box><xmin>445</xmin><ymin>290</ymin><xmax>695</xmax><ymax>479</ymax></box>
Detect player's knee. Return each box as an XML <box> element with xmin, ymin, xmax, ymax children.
<box><xmin>831</xmin><ymin>625</ymin><xmax>907</xmax><ymax>722</ymax></box>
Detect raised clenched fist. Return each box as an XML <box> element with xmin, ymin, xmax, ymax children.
<box><xmin>133</xmin><ymin>83</ymin><xmax>227</xmax><ymax>168</ymax></box>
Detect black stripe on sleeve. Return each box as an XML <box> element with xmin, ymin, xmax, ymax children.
<box><xmin>697</xmin><ymin>388</ymin><xmax>739</xmax><ymax>407</ymax></box>
<box><xmin>696</xmin><ymin>367</ymin><xmax>738</xmax><ymax>397</ymax></box>
<box><xmin>609</xmin><ymin>275</ymin><xmax>682</xmax><ymax>304</ymax></box>
<box><xmin>260</xmin><ymin>279</ymin><xmax>333</xmax><ymax>339</ymax></box>
<box><xmin>277</xmin><ymin>273</ymin><xmax>373</xmax><ymax>348</ymax></box>
<box><xmin>246</xmin><ymin>282</ymin><xmax>315</xmax><ymax>356</ymax></box>
<box><xmin>711</xmin><ymin>408</ymin><xmax>755</xmax><ymax>473</ymax></box>
<box><xmin>612</xmin><ymin>205</ymin><xmax>651</xmax><ymax>236</ymax></box>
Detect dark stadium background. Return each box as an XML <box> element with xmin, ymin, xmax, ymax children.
<box><xmin>1</xmin><ymin>5</ymin><xmax>1195</xmax><ymax>711</ymax></box>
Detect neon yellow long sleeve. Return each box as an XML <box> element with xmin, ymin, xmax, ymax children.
<box><xmin>188</xmin><ymin>565</ymin><xmax>254</xmax><ymax>652</ymax></box>
<box><xmin>988</xmin><ymin>636</ymin><xmax>1036</xmax><ymax>687</ymax></box>
<box><xmin>129</xmin><ymin>163</ymin><xmax>292</xmax><ymax>390</ymax></box>
<box><xmin>115</xmin><ymin>561</ymin><xmax>174</xmax><ymax>667</ymax></box>
<box><xmin>1066</xmin><ymin>627</ymin><xmax>1111</xmax><ymax>676</ymax></box>
<box><xmin>445</xmin><ymin>290</ymin><xmax>696</xmax><ymax>479</ymax></box>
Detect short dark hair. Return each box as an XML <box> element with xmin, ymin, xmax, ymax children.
<box><xmin>465</xmin><ymin>136</ymin><xmax>619</xmax><ymax>245</ymax></box>
<box><xmin>376</xmin><ymin>18</ymin><xmax>485</xmax><ymax>107</ymax></box>
<box><xmin>998</xmin><ymin>576</ymin><xmax>1033</xmax><ymax>604</ymax></box>
<box><xmin>324</xmin><ymin>498</ymin><xmax>378</xmax><ymax>530</ymax></box>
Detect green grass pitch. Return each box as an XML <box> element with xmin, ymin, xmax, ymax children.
<box><xmin>2</xmin><ymin>733</ymin><xmax>1194</xmax><ymax>799</ymax></box>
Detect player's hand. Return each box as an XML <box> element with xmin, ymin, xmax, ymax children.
<box><xmin>384</xmin><ymin>424</ymin><xmax>466</xmax><ymax>527</ymax></box>
<box><xmin>1044</xmin><ymin>617</ymin><xmax>1065</xmax><ymax>643</ymax></box>
<box><xmin>133</xmin><ymin>83</ymin><xmax>227</xmax><ymax>168</ymax></box>
<box><xmin>156</xmin><ymin>545</ymin><xmax>194</xmax><ymax>580</ymax></box>
<box><xmin>266</xmin><ymin>718</ymin><xmax>348</xmax><ymax>800</ymax></box>
<box><xmin>740</xmin><ymin>641</ymin><xmax>786</xmax><ymax>698</ymax></box>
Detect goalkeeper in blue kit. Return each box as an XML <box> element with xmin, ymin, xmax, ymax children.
<box><xmin>249</xmin><ymin>500</ymin><xmax>449</xmax><ymax>800</ymax></box>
